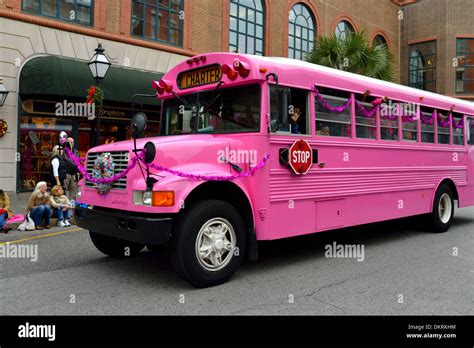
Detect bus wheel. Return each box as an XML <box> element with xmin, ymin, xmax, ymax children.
<box><xmin>169</xmin><ymin>200</ymin><xmax>246</xmax><ymax>288</ymax></box>
<box><xmin>89</xmin><ymin>231</ymin><xmax>145</xmax><ymax>257</ymax></box>
<box><xmin>427</xmin><ymin>184</ymin><xmax>455</xmax><ymax>233</ymax></box>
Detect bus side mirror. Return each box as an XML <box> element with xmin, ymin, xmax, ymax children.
<box><xmin>131</xmin><ymin>112</ymin><xmax>148</xmax><ymax>139</ymax></box>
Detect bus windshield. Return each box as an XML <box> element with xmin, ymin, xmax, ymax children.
<box><xmin>161</xmin><ymin>84</ymin><xmax>261</xmax><ymax>135</ymax></box>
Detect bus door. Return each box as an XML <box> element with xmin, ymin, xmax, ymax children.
<box><xmin>267</xmin><ymin>84</ymin><xmax>317</xmax><ymax>239</ymax></box>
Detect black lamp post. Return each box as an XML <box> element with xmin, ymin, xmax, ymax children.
<box><xmin>0</xmin><ymin>79</ymin><xmax>9</xmax><ymax>107</ymax></box>
<box><xmin>88</xmin><ymin>43</ymin><xmax>111</xmax><ymax>145</ymax></box>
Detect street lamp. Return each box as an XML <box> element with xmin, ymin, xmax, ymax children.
<box><xmin>0</xmin><ymin>79</ymin><xmax>9</xmax><ymax>107</ymax></box>
<box><xmin>88</xmin><ymin>43</ymin><xmax>111</xmax><ymax>145</ymax></box>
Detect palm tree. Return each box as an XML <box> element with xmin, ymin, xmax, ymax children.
<box><xmin>304</xmin><ymin>30</ymin><xmax>395</xmax><ymax>82</ymax></box>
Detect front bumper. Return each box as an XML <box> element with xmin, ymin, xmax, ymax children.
<box><xmin>75</xmin><ymin>206</ymin><xmax>173</xmax><ymax>245</ymax></box>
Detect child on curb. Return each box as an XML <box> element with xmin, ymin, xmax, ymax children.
<box><xmin>49</xmin><ymin>185</ymin><xmax>71</xmax><ymax>227</ymax></box>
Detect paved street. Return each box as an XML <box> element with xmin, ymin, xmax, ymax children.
<box><xmin>1</xmin><ymin>207</ymin><xmax>473</xmax><ymax>315</ymax></box>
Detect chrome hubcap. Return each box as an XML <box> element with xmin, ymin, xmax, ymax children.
<box><xmin>438</xmin><ymin>193</ymin><xmax>452</xmax><ymax>224</ymax></box>
<box><xmin>195</xmin><ymin>218</ymin><xmax>236</xmax><ymax>272</ymax></box>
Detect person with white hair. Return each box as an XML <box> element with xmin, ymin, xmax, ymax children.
<box><xmin>26</xmin><ymin>181</ymin><xmax>51</xmax><ymax>230</ymax></box>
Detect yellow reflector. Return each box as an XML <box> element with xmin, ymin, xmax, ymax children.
<box><xmin>152</xmin><ymin>191</ymin><xmax>175</xmax><ymax>207</ymax></box>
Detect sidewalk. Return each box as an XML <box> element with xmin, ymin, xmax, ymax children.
<box><xmin>6</xmin><ymin>192</ymin><xmax>30</xmax><ymax>216</ymax></box>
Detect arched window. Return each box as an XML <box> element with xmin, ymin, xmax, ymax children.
<box><xmin>288</xmin><ymin>3</ymin><xmax>316</xmax><ymax>60</ymax></box>
<box><xmin>335</xmin><ymin>20</ymin><xmax>354</xmax><ymax>41</ymax></box>
<box><xmin>409</xmin><ymin>40</ymin><xmax>436</xmax><ymax>92</ymax></box>
<box><xmin>373</xmin><ymin>34</ymin><xmax>387</xmax><ymax>48</ymax></box>
<box><xmin>229</xmin><ymin>0</ymin><xmax>265</xmax><ymax>55</ymax></box>
<box><xmin>409</xmin><ymin>50</ymin><xmax>424</xmax><ymax>89</ymax></box>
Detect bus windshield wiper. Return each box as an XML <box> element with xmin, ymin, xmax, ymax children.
<box><xmin>202</xmin><ymin>81</ymin><xmax>225</xmax><ymax>114</ymax></box>
<box><xmin>171</xmin><ymin>90</ymin><xmax>190</xmax><ymax>107</ymax></box>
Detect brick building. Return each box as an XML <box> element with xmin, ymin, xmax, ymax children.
<box><xmin>0</xmin><ymin>0</ymin><xmax>471</xmax><ymax>191</ymax></box>
<box><xmin>400</xmin><ymin>0</ymin><xmax>474</xmax><ymax>101</ymax></box>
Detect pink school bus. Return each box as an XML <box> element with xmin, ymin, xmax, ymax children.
<box><xmin>75</xmin><ymin>52</ymin><xmax>474</xmax><ymax>287</ymax></box>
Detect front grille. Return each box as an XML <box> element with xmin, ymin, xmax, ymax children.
<box><xmin>85</xmin><ymin>151</ymin><xmax>130</xmax><ymax>190</ymax></box>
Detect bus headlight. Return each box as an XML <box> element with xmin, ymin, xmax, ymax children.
<box><xmin>77</xmin><ymin>185</ymin><xmax>82</xmax><ymax>198</ymax></box>
<box><xmin>143</xmin><ymin>191</ymin><xmax>152</xmax><ymax>205</ymax></box>
<box><xmin>134</xmin><ymin>190</ymin><xmax>175</xmax><ymax>206</ymax></box>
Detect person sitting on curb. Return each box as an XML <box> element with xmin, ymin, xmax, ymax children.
<box><xmin>0</xmin><ymin>189</ymin><xmax>13</xmax><ymax>233</ymax></box>
<box><xmin>26</xmin><ymin>181</ymin><xmax>51</xmax><ymax>230</ymax></box>
<box><xmin>49</xmin><ymin>185</ymin><xmax>72</xmax><ymax>227</ymax></box>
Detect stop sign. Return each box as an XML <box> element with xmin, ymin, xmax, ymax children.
<box><xmin>289</xmin><ymin>139</ymin><xmax>313</xmax><ymax>175</ymax></box>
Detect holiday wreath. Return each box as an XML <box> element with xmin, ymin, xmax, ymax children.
<box><xmin>92</xmin><ymin>152</ymin><xmax>115</xmax><ymax>194</ymax></box>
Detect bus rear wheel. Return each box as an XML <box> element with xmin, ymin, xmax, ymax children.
<box><xmin>169</xmin><ymin>200</ymin><xmax>246</xmax><ymax>288</ymax></box>
<box><xmin>89</xmin><ymin>231</ymin><xmax>145</xmax><ymax>257</ymax></box>
<box><xmin>426</xmin><ymin>184</ymin><xmax>455</xmax><ymax>233</ymax></box>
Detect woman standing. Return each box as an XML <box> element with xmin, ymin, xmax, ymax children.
<box><xmin>0</xmin><ymin>189</ymin><xmax>13</xmax><ymax>233</ymax></box>
<box><xmin>50</xmin><ymin>145</ymin><xmax>67</xmax><ymax>188</ymax></box>
<box><xmin>27</xmin><ymin>181</ymin><xmax>51</xmax><ymax>230</ymax></box>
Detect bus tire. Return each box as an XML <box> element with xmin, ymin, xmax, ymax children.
<box><xmin>426</xmin><ymin>184</ymin><xmax>455</xmax><ymax>233</ymax></box>
<box><xmin>89</xmin><ymin>231</ymin><xmax>145</xmax><ymax>257</ymax></box>
<box><xmin>169</xmin><ymin>200</ymin><xmax>246</xmax><ymax>288</ymax></box>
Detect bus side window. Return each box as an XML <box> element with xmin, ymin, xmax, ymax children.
<box><xmin>468</xmin><ymin>117</ymin><xmax>474</xmax><ymax>145</ymax></box>
<box><xmin>420</xmin><ymin>106</ymin><xmax>435</xmax><ymax>143</ymax></box>
<box><xmin>453</xmin><ymin>113</ymin><xmax>464</xmax><ymax>145</ymax></box>
<box><xmin>315</xmin><ymin>86</ymin><xmax>351</xmax><ymax>137</ymax></box>
<box><xmin>355</xmin><ymin>93</ymin><xmax>377</xmax><ymax>140</ymax></box>
<box><xmin>437</xmin><ymin>109</ymin><xmax>450</xmax><ymax>144</ymax></box>
<box><xmin>270</xmin><ymin>86</ymin><xmax>309</xmax><ymax>135</ymax></box>
<box><xmin>380</xmin><ymin>100</ymin><xmax>399</xmax><ymax>141</ymax></box>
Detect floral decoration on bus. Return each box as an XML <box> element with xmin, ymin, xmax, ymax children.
<box><xmin>92</xmin><ymin>152</ymin><xmax>115</xmax><ymax>194</ymax></box>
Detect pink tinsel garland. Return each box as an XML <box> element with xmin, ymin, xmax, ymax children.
<box><xmin>65</xmin><ymin>147</ymin><xmax>270</xmax><ymax>183</ymax></box>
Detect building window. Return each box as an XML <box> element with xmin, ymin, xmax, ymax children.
<box><xmin>22</xmin><ymin>0</ymin><xmax>93</xmax><ymax>26</ymax></box>
<box><xmin>229</xmin><ymin>0</ymin><xmax>265</xmax><ymax>55</ymax></box>
<box><xmin>131</xmin><ymin>0</ymin><xmax>183</xmax><ymax>46</ymax></box>
<box><xmin>335</xmin><ymin>20</ymin><xmax>354</xmax><ymax>41</ymax></box>
<box><xmin>288</xmin><ymin>3</ymin><xmax>316</xmax><ymax>60</ymax></box>
<box><xmin>373</xmin><ymin>34</ymin><xmax>387</xmax><ymax>48</ymax></box>
<box><xmin>408</xmin><ymin>40</ymin><xmax>436</xmax><ymax>92</ymax></box>
<box><xmin>456</xmin><ymin>38</ymin><xmax>474</xmax><ymax>94</ymax></box>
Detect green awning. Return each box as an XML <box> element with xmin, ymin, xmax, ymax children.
<box><xmin>20</xmin><ymin>56</ymin><xmax>163</xmax><ymax>105</ymax></box>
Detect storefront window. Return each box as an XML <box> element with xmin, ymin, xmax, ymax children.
<box><xmin>18</xmin><ymin>99</ymin><xmax>161</xmax><ymax>191</ymax></box>
<box><xmin>19</xmin><ymin>116</ymin><xmax>72</xmax><ymax>190</ymax></box>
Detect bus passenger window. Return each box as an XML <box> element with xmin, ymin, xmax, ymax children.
<box><xmin>402</xmin><ymin>104</ymin><xmax>418</xmax><ymax>142</ymax></box>
<box><xmin>420</xmin><ymin>106</ymin><xmax>435</xmax><ymax>143</ymax></box>
<box><xmin>437</xmin><ymin>110</ymin><xmax>450</xmax><ymax>144</ymax></box>
<box><xmin>355</xmin><ymin>94</ymin><xmax>377</xmax><ymax>139</ymax></box>
<box><xmin>468</xmin><ymin>117</ymin><xmax>474</xmax><ymax>145</ymax></box>
<box><xmin>315</xmin><ymin>87</ymin><xmax>351</xmax><ymax>137</ymax></box>
<box><xmin>270</xmin><ymin>86</ymin><xmax>309</xmax><ymax>135</ymax></box>
<box><xmin>453</xmin><ymin>113</ymin><xmax>464</xmax><ymax>145</ymax></box>
<box><xmin>380</xmin><ymin>100</ymin><xmax>399</xmax><ymax>141</ymax></box>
